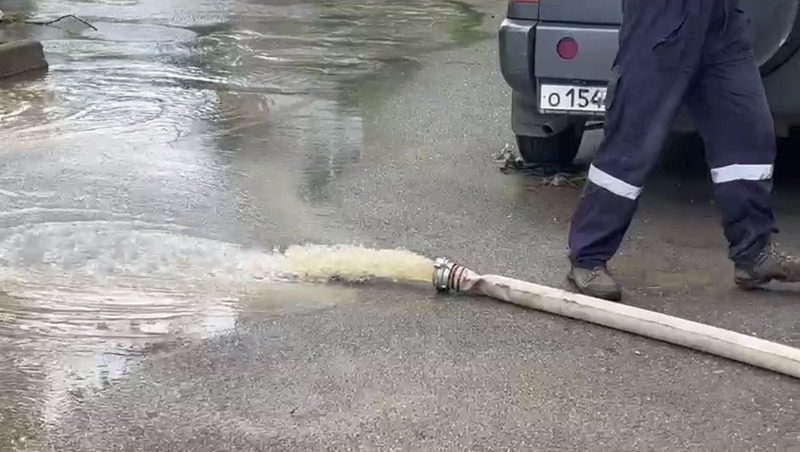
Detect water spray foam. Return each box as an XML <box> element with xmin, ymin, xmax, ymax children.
<box><xmin>431</xmin><ymin>257</ymin><xmax>800</xmax><ymax>380</ymax></box>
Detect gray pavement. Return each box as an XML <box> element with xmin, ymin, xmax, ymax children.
<box><xmin>56</xmin><ymin>290</ymin><xmax>800</xmax><ymax>451</ymax></box>
<box><xmin>1</xmin><ymin>0</ymin><xmax>798</xmax><ymax>450</ymax></box>
<box><xmin>56</xmin><ymin>12</ymin><xmax>800</xmax><ymax>452</ymax></box>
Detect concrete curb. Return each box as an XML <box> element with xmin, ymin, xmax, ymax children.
<box><xmin>0</xmin><ymin>39</ymin><xmax>48</xmax><ymax>79</ymax></box>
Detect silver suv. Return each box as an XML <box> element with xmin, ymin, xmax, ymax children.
<box><xmin>499</xmin><ymin>0</ymin><xmax>800</xmax><ymax>167</ymax></box>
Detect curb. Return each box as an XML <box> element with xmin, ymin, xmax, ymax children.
<box><xmin>0</xmin><ymin>39</ymin><xmax>48</xmax><ymax>79</ymax></box>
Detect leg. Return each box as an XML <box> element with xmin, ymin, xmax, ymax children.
<box><xmin>687</xmin><ymin>7</ymin><xmax>776</xmax><ymax>266</ymax></box>
<box><xmin>568</xmin><ymin>0</ymin><xmax>711</xmax><ymax>269</ymax></box>
<box><xmin>566</xmin><ymin>66</ymin><xmax>688</xmax><ymax>268</ymax></box>
<box><xmin>688</xmin><ymin>6</ymin><xmax>800</xmax><ymax>286</ymax></box>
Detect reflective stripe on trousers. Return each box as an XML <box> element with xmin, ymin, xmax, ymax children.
<box><xmin>586</xmin><ymin>163</ymin><xmax>774</xmax><ymax>197</ymax></box>
<box><xmin>710</xmin><ymin>164</ymin><xmax>773</xmax><ymax>184</ymax></box>
<box><xmin>587</xmin><ymin>165</ymin><xmax>643</xmax><ymax>201</ymax></box>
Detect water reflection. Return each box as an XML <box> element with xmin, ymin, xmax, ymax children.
<box><xmin>0</xmin><ymin>0</ymin><xmax>487</xmax><ymax>447</ymax></box>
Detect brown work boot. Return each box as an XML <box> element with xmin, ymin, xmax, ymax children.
<box><xmin>734</xmin><ymin>242</ymin><xmax>800</xmax><ymax>289</ymax></box>
<box><xmin>567</xmin><ymin>265</ymin><xmax>622</xmax><ymax>301</ymax></box>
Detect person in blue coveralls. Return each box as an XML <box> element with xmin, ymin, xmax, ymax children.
<box><xmin>566</xmin><ymin>0</ymin><xmax>800</xmax><ymax>301</ymax></box>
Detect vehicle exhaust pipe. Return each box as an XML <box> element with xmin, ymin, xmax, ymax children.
<box><xmin>432</xmin><ymin>257</ymin><xmax>800</xmax><ymax>380</ymax></box>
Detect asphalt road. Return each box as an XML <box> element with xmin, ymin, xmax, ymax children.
<box><xmin>3</xmin><ymin>1</ymin><xmax>799</xmax><ymax>450</ymax></box>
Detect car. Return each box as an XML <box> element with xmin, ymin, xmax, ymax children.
<box><xmin>498</xmin><ymin>0</ymin><xmax>800</xmax><ymax>167</ymax></box>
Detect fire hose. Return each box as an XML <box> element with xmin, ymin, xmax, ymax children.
<box><xmin>432</xmin><ymin>258</ymin><xmax>800</xmax><ymax>380</ymax></box>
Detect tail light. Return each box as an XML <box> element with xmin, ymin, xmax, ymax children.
<box><xmin>556</xmin><ymin>37</ymin><xmax>579</xmax><ymax>60</ymax></box>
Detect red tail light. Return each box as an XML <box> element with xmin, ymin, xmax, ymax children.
<box><xmin>556</xmin><ymin>37</ymin><xmax>579</xmax><ymax>60</ymax></box>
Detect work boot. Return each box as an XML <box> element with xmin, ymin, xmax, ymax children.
<box><xmin>735</xmin><ymin>242</ymin><xmax>800</xmax><ymax>289</ymax></box>
<box><xmin>567</xmin><ymin>265</ymin><xmax>622</xmax><ymax>301</ymax></box>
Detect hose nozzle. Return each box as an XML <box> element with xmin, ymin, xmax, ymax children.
<box><xmin>433</xmin><ymin>257</ymin><xmax>453</xmax><ymax>292</ymax></box>
<box><xmin>433</xmin><ymin>257</ymin><xmax>478</xmax><ymax>293</ymax></box>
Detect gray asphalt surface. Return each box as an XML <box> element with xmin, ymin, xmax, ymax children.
<box><xmin>56</xmin><ymin>290</ymin><xmax>800</xmax><ymax>451</ymax></box>
<box><xmin>2</xmin><ymin>1</ymin><xmax>799</xmax><ymax>450</ymax></box>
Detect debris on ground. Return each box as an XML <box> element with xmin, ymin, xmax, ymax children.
<box><xmin>0</xmin><ymin>10</ymin><xmax>21</xmax><ymax>23</ymax></box>
<box><xmin>26</xmin><ymin>15</ymin><xmax>98</xmax><ymax>31</ymax></box>
<box><xmin>493</xmin><ymin>143</ymin><xmax>525</xmax><ymax>173</ymax></box>
<box><xmin>539</xmin><ymin>172</ymin><xmax>587</xmax><ymax>188</ymax></box>
<box><xmin>0</xmin><ymin>12</ymin><xmax>97</xmax><ymax>31</ymax></box>
<box><xmin>493</xmin><ymin>142</ymin><xmax>587</xmax><ymax>189</ymax></box>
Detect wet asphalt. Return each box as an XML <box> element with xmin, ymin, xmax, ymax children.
<box><xmin>1</xmin><ymin>0</ymin><xmax>799</xmax><ymax>450</ymax></box>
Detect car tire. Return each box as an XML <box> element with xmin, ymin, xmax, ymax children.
<box><xmin>516</xmin><ymin>123</ymin><xmax>584</xmax><ymax>169</ymax></box>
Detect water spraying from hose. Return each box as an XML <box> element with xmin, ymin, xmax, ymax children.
<box><xmin>431</xmin><ymin>257</ymin><xmax>800</xmax><ymax>380</ymax></box>
<box><xmin>284</xmin><ymin>244</ymin><xmax>433</xmax><ymax>284</ymax></box>
<box><xmin>3</xmin><ymin>226</ymin><xmax>798</xmax><ymax>380</ymax></box>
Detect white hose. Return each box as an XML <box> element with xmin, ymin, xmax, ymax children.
<box><xmin>441</xmin><ymin>263</ymin><xmax>800</xmax><ymax>380</ymax></box>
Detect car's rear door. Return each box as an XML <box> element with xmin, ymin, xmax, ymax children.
<box><xmin>531</xmin><ymin>0</ymin><xmax>800</xmax><ymax>114</ymax></box>
<box><xmin>534</xmin><ymin>0</ymin><xmax>800</xmax><ymax>76</ymax></box>
<box><xmin>538</xmin><ymin>0</ymin><xmax>621</xmax><ymax>24</ymax></box>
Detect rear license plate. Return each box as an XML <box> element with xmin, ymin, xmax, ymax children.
<box><xmin>539</xmin><ymin>83</ymin><xmax>607</xmax><ymax>113</ymax></box>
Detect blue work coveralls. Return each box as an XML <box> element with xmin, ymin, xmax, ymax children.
<box><xmin>568</xmin><ymin>0</ymin><xmax>777</xmax><ymax>268</ymax></box>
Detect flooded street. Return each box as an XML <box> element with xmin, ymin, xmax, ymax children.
<box><xmin>1</xmin><ymin>0</ymin><xmax>798</xmax><ymax>450</ymax></box>
<box><xmin>0</xmin><ymin>0</ymin><xmax>487</xmax><ymax>447</ymax></box>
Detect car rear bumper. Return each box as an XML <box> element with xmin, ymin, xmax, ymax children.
<box><xmin>498</xmin><ymin>18</ymin><xmax>537</xmax><ymax>97</ymax></box>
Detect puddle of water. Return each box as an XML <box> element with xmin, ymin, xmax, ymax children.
<box><xmin>0</xmin><ymin>238</ymin><xmax>434</xmax><ymax>449</ymax></box>
<box><xmin>0</xmin><ymin>231</ymin><xmax>434</xmax><ymax>371</ymax></box>
<box><xmin>0</xmin><ymin>0</ymin><xmax>490</xmax><ymax>447</ymax></box>
<box><xmin>83</xmin><ymin>21</ymin><xmax>199</xmax><ymax>42</ymax></box>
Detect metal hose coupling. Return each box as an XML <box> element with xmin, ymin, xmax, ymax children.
<box><xmin>432</xmin><ymin>257</ymin><xmax>473</xmax><ymax>293</ymax></box>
